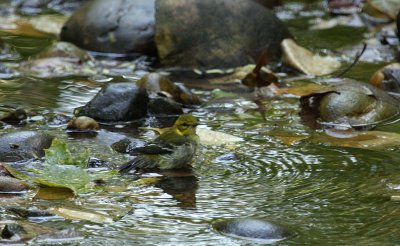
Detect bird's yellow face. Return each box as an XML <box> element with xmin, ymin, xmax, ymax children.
<box><xmin>173</xmin><ymin>114</ymin><xmax>198</xmax><ymax>136</ymax></box>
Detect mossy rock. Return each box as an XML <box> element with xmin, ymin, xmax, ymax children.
<box><xmin>302</xmin><ymin>80</ymin><xmax>400</xmax><ymax>128</ymax></box>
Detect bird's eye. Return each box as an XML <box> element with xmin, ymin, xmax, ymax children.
<box><xmin>181</xmin><ymin>123</ymin><xmax>189</xmax><ymax>127</ymax></box>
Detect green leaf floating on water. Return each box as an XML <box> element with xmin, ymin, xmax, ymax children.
<box><xmin>45</xmin><ymin>139</ymin><xmax>90</xmax><ymax>167</ymax></box>
<box><xmin>4</xmin><ymin>139</ymin><xmax>116</xmax><ymax>195</ymax></box>
<box><xmin>5</xmin><ymin>164</ymin><xmax>96</xmax><ymax>194</ymax></box>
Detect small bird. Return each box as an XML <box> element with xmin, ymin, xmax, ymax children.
<box><xmin>119</xmin><ymin>114</ymin><xmax>200</xmax><ymax>174</ymax></box>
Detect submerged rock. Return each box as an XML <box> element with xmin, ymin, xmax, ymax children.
<box><xmin>1</xmin><ymin>224</ymin><xmax>27</xmax><ymax>240</ymax></box>
<box><xmin>75</xmin><ymin>83</ymin><xmax>149</xmax><ymax>122</ymax></box>
<box><xmin>61</xmin><ymin>0</ymin><xmax>291</xmax><ymax>68</ymax></box>
<box><xmin>35</xmin><ymin>41</ymin><xmax>90</xmax><ymax>61</ymax></box>
<box><xmin>7</xmin><ymin>207</ymin><xmax>55</xmax><ymax>219</ymax></box>
<box><xmin>20</xmin><ymin>41</ymin><xmax>94</xmax><ymax>77</ymax></box>
<box><xmin>213</xmin><ymin>218</ymin><xmax>293</xmax><ymax>241</ymax></box>
<box><xmin>0</xmin><ymin>131</ymin><xmax>54</xmax><ymax>162</ymax></box>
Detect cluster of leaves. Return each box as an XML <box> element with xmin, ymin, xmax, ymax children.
<box><xmin>5</xmin><ymin>139</ymin><xmax>116</xmax><ymax>195</ymax></box>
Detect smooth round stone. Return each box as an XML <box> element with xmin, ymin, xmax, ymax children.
<box><xmin>213</xmin><ymin>218</ymin><xmax>293</xmax><ymax>241</ymax></box>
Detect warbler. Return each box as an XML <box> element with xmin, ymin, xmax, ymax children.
<box><xmin>119</xmin><ymin>114</ymin><xmax>200</xmax><ymax>174</ymax></box>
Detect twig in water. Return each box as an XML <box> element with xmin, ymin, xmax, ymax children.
<box><xmin>335</xmin><ymin>43</ymin><xmax>367</xmax><ymax>78</ymax></box>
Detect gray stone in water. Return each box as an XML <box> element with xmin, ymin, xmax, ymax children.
<box><xmin>60</xmin><ymin>0</ymin><xmax>156</xmax><ymax>55</ymax></box>
<box><xmin>76</xmin><ymin>83</ymin><xmax>149</xmax><ymax>122</ymax></box>
<box><xmin>0</xmin><ymin>131</ymin><xmax>53</xmax><ymax>162</ymax></box>
<box><xmin>213</xmin><ymin>218</ymin><xmax>293</xmax><ymax>241</ymax></box>
<box><xmin>0</xmin><ymin>176</ymin><xmax>29</xmax><ymax>193</ymax></box>
<box><xmin>7</xmin><ymin>207</ymin><xmax>54</xmax><ymax>219</ymax></box>
<box><xmin>1</xmin><ymin>224</ymin><xmax>27</xmax><ymax>239</ymax></box>
<box><xmin>147</xmin><ymin>96</ymin><xmax>183</xmax><ymax>116</ymax></box>
<box><xmin>317</xmin><ymin>80</ymin><xmax>400</xmax><ymax>127</ymax></box>
<box><xmin>60</xmin><ymin>0</ymin><xmax>291</xmax><ymax>68</ymax></box>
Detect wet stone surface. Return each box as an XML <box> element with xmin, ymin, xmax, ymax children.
<box><xmin>0</xmin><ymin>131</ymin><xmax>53</xmax><ymax>162</ymax></box>
<box><xmin>213</xmin><ymin>218</ymin><xmax>294</xmax><ymax>241</ymax></box>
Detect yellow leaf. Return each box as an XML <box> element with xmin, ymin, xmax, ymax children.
<box><xmin>275</xmin><ymin>135</ymin><xmax>308</xmax><ymax>145</ymax></box>
<box><xmin>48</xmin><ymin>207</ymin><xmax>114</xmax><ymax>223</ymax></box>
<box><xmin>314</xmin><ymin>131</ymin><xmax>400</xmax><ymax>149</ymax></box>
<box><xmin>278</xmin><ymin>83</ymin><xmax>333</xmax><ymax>97</ymax></box>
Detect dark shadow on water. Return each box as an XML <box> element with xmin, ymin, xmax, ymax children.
<box><xmin>155</xmin><ymin>169</ymin><xmax>199</xmax><ymax>209</ymax></box>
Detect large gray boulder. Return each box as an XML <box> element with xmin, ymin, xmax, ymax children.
<box><xmin>60</xmin><ymin>0</ymin><xmax>292</xmax><ymax>68</ymax></box>
<box><xmin>60</xmin><ymin>0</ymin><xmax>156</xmax><ymax>55</ymax></box>
<box><xmin>155</xmin><ymin>0</ymin><xmax>291</xmax><ymax>68</ymax></box>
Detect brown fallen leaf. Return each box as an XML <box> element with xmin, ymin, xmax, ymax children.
<box><xmin>241</xmin><ymin>49</ymin><xmax>278</xmax><ymax>88</ymax></box>
<box><xmin>370</xmin><ymin>63</ymin><xmax>400</xmax><ymax>88</ymax></box>
<box><xmin>1</xmin><ymin>21</ymin><xmax>51</xmax><ymax>38</ymax></box>
<box><xmin>367</xmin><ymin>0</ymin><xmax>400</xmax><ymax>20</ymax></box>
<box><xmin>313</xmin><ymin>130</ymin><xmax>400</xmax><ymax>149</ymax></box>
<box><xmin>281</xmin><ymin>39</ymin><xmax>341</xmax><ymax>76</ymax></box>
<box><xmin>277</xmin><ymin>83</ymin><xmax>334</xmax><ymax>97</ymax></box>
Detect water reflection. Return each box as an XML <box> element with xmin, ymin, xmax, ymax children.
<box><xmin>155</xmin><ymin>170</ymin><xmax>199</xmax><ymax>209</ymax></box>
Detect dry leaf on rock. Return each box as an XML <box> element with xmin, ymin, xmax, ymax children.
<box><xmin>281</xmin><ymin>39</ymin><xmax>341</xmax><ymax>76</ymax></box>
<box><xmin>367</xmin><ymin>0</ymin><xmax>400</xmax><ymax>19</ymax></box>
<box><xmin>277</xmin><ymin>83</ymin><xmax>333</xmax><ymax>97</ymax></box>
<box><xmin>370</xmin><ymin>63</ymin><xmax>400</xmax><ymax>88</ymax></box>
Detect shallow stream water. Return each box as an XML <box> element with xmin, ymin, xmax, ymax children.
<box><xmin>1</xmin><ymin>0</ymin><xmax>400</xmax><ymax>245</ymax></box>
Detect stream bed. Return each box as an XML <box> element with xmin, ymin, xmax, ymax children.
<box><xmin>1</xmin><ymin>0</ymin><xmax>400</xmax><ymax>245</ymax></box>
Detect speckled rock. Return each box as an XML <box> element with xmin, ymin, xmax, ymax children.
<box><xmin>0</xmin><ymin>131</ymin><xmax>53</xmax><ymax>162</ymax></box>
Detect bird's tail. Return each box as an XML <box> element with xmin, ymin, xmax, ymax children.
<box><xmin>119</xmin><ymin>158</ymin><xmax>141</xmax><ymax>174</ymax></box>
<box><xmin>119</xmin><ymin>155</ymin><xmax>153</xmax><ymax>174</ymax></box>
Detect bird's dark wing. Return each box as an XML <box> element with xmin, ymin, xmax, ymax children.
<box><xmin>128</xmin><ymin>142</ymin><xmax>175</xmax><ymax>155</ymax></box>
<box><xmin>119</xmin><ymin>156</ymin><xmax>155</xmax><ymax>174</ymax></box>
